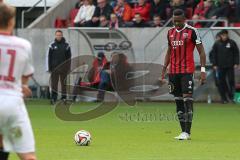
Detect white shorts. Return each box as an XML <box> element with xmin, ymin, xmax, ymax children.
<box><xmin>0</xmin><ymin>95</ymin><xmax>35</xmax><ymax>153</ymax></box>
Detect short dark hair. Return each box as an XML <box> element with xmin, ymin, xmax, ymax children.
<box><xmin>153</xmin><ymin>14</ymin><xmax>161</xmax><ymax>18</ymax></box>
<box><xmin>173</xmin><ymin>9</ymin><xmax>185</xmax><ymax>17</ymax></box>
<box><xmin>0</xmin><ymin>3</ymin><xmax>16</xmax><ymax>29</ymax></box>
<box><xmin>220</xmin><ymin>29</ymin><xmax>228</xmax><ymax>35</ymax></box>
<box><xmin>97</xmin><ymin>52</ymin><xmax>105</xmax><ymax>60</ymax></box>
<box><xmin>55</xmin><ymin>30</ymin><xmax>63</xmax><ymax>34</ymax></box>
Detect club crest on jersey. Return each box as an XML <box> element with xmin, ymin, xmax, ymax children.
<box><xmin>54</xmin><ymin>46</ymin><xmax>58</xmax><ymax>49</ymax></box>
<box><xmin>183</xmin><ymin>33</ymin><xmax>188</xmax><ymax>39</ymax></box>
<box><xmin>226</xmin><ymin>43</ymin><xmax>231</xmax><ymax>48</ymax></box>
<box><xmin>188</xmin><ymin>81</ymin><xmax>192</xmax><ymax>89</ymax></box>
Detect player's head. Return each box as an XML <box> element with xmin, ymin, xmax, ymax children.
<box><xmin>0</xmin><ymin>3</ymin><xmax>16</xmax><ymax>33</ymax></box>
<box><xmin>172</xmin><ymin>9</ymin><xmax>185</xmax><ymax>28</ymax></box>
<box><xmin>220</xmin><ymin>29</ymin><xmax>229</xmax><ymax>41</ymax></box>
<box><xmin>97</xmin><ymin>52</ymin><xmax>105</xmax><ymax>61</ymax></box>
<box><xmin>153</xmin><ymin>15</ymin><xmax>161</xmax><ymax>26</ymax></box>
<box><xmin>134</xmin><ymin>13</ymin><xmax>142</xmax><ymax>23</ymax></box>
<box><xmin>55</xmin><ymin>30</ymin><xmax>63</xmax><ymax>42</ymax></box>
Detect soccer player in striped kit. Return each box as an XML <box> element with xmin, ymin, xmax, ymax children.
<box><xmin>161</xmin><ymin>9</ymin><xmax>207</xmax><ymax>140</ymax></box>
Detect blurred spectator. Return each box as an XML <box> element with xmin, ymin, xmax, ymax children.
<box><xmin>149</xmin><ymin>14</ymin><xmax>162</xmax><ymax>27</ymax></box>
<box><xmin>91</xmin><ymin>0</ymin><xmax>113</xmax><ymax>26</ymax></box>
<box><xmin>74</xmin><ymin>0</ymin><xmax>95</xmax><ymax>27</ymax></box>
<box><xmin>131</xmin><ymin>13</ymin><xmax>149</xmax><ymax>27</ymax></box>
<box><xmin>202</xmin><ymin>0</ymin><xmax>229</xmax><ymax>20</ymax></box>
<box><xmin>166</xmin><ymin>0</ymin><xmax>186</xmax><ymax>20</ymax></box>
<box><xmin>192</xmin><ymin>0</ymin><xmax>214</xmax><ymax>27</ymax></box>
<box><xmin>99</xmin><ymin>15</ymin><xmax>109</xmax><ymax>27</ymax></box>
<box><xmin>209</xmin><ymin>32</ymin><xmax>223</xmax><ymax>101</ymax></box>
<box><xmin>95</xmin><ymin>52</ymin><xmax>110</xmax><ymax>102</ymax></box>
<box><xmin>75</xmin><ymin>0</ymin><xmax>84</xmax><ymax>9</ymax></box>
<box><xmin>132</xmin><ymin>0</ymin><xmax>151</xmax><ymax>21</ymax></box>
<box><xmin>114</xmin><ymin>0</ymin><xmax>132</xmax><ymax>22</ymax></box>
<box><xmin>236</xmin><ymin>0</ymin><xmax>240</xmax><ymax>21</ymax></box>
<box><xmin>150</xmin><ymin>0</ymin><xmax>168</xmax><ymax>20</ymax></box>
<box><xmin>211</xmin><ymin>30</ymin><xmax>239</xmax><ymax>103</ymax></box>
<box><xmin>228</xmin><ymin>0</ymin><xmax>237</xmax><ymax>22</ymax></box>
<box><xmin>192</xmin><ymin>0</ymin><xmax>213</xmax><ymax>20</ymax></box>
<box><xmin>109</xmin><ymin>13</ymin><xmax>120</xmax><ymax>28</ymax></box>
<box><xmin>211</xmin><ymin>0</ymin><xmax>230</xmax><ymax>19</ymax></box>
<box><xmin>185</xmin><ymin>0</ymin><xmax>200</xmax><ymax>9</ymax></box>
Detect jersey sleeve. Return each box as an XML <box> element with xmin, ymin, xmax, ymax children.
<box><xmin>23</xmin><ymin>42</ymin><xmax>34</xmax><ymax>77</ymax></box>
<box><xmin>191</xmin><ymin>28</ymin><xmax>202</xmax><ymax>45</ymax></box>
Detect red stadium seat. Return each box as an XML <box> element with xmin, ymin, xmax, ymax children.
<box><xmin>69</xmin><ymin>8</ymin><xmax>79</xmax><ymax>27</ymax></box>
<box><xmin>54</xmin><ymin>18</ymin><xmax>68</xmax><ymax>28</ymax></box>
<box><xmin>231</xmin><ymin>22</ymin><xmax>240</xmax><ymax>27</ymax></box>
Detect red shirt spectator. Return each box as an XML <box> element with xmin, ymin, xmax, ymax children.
<box><xmin>132</xmin><ymin>0</ymin><xmax>151</xmax><ymax>21</ymax></box>
<box><xmin>193</xmin><ymin>0</ymin><xmax>212</xmax><ymax>19</ymax></box>
<box><xmin>114</xmin><ymin>0</ymin><xmax>132</xmax><ymax>22</ymax></box>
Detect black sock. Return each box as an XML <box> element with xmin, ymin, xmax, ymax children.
<box><xmin>175</xmin><ymin>97</ymin><xmax>185</xmax><ymax>133</ymax></box>
<box><xmin>184</xmin><ymin>97</ymin><xmax>193</xmax><ymax>135</ymax></box>
<box><xmin>0</xmin><ymin>148</ymin><xmax>9</xmax><ymax>160</ymax></box>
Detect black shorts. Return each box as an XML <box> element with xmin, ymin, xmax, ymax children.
<box><xmin>168</xmin><ymin>73</ymin><xmax>194</xmax><ymax>96</ymax></box>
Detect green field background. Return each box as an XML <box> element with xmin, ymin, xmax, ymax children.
<box><xmin>10</xmin><ymin>100</ymin><xmax>240</xmax><ymax>160</ymax></box>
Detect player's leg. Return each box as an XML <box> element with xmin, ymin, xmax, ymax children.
<box><xmin>226</xmin><ymin>67</ymin><xmax>235</xmax><ymax>102</ymax></box>
<box><xmin>51</xmin><ymin>71</ymin><xmax>59</xmax><ymax>104</ymax></box>
<box><xmin>181</xmin><ymin>74</ymin><xmax>194</xmax><ymax>136</ymax></box>
<box><xmin>0</xmin><ymin>135</ymin><xmax>9</xmax><ymax>160</ymax></box>
<box><xmin>168</xmin><ymin>74</ymin><xmax>185</xmax><ymax>133</ymax></box>
<box><xmin>8</xmin><ymin>99</ymin><xmax>37</xmax><ymax>160</ymax></box>
<box><xmin>59</xmin><ymin>72</ymin><xmax>68</xmax><ymax>100</ymax></box>
<box><xmin>17</xmin><ymin>153</ymin><xmax>36</xmax><ymax>160</ymax></box>
<box><xmin>175</xmin><ymin>96</ymin><xmax>185</xmax><ymax>132</ymax></box>
<box><xmin>218</xmin><ymin>68</ymin><xmax>228</xmax><ymax>103</ymax></box>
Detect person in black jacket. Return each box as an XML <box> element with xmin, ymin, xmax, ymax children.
<box><xmin>47</xmin><ymin>30</ymin><xmax>72</xmax><ymax>104</ymax></box>
<box><xmin>131</xmin><ymin>13</ymin><xmax>149</xmax><ymax>27</ymax></box>
<box><xmin>90</xmin><ymin>0</ymin><xmax>113</xmax><ymax>27</ymax></box>
<box><xmin>209</xmin><ymin>32</ymin><xmax>222</xmax><ymax>100</ymax></box>
<box><xmin>150</xmin><ymin>0</ymin><xmax>167</xmax><ymax>20</ymax></box>
<box><xmin>211</xmin><ymin>29</ymin><xmax>239</xmax><ymax>103</ymax></box>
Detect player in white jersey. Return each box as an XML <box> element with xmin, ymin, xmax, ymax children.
<box><xmin>0</xmin><ymin>3</ymin><xmax>37</xmax><ymax>160</ymax></box>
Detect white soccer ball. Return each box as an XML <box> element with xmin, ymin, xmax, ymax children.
<box><xmin>74</xmin><ymin>130</ymin><xmax>91</xmax><ymax>146</ymax></box>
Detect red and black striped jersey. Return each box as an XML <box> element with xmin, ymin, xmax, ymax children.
<box><xmin>167</xmin><ymin>24</ymin><xmax>202</xmax><ymax>74</ymax></box>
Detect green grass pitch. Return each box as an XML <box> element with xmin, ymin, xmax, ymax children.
<box><xmin>9</xmin><ymin>100</ymin><xmax>240</xmax><ymax>160</ymax></box>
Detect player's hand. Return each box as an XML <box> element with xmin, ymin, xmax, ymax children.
<box><xmin>22</xmin><ymin>85</ymin><xmax>32</xmax><ymax>98</ymax></box>
<box><xmin>200</xmin><ymin>72</ymin><xmax>206</xmax><ymax>85</ymax></box>
<box><xmin>159</xmin><ymin>66</ymin><xmax>167</xmax><ymax>85</ymax></box>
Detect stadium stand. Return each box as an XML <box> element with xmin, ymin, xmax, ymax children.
<box><xmin>56</xmin><ymin>0</ymin><xmax>239</xmax><ymax>28</ymax></box>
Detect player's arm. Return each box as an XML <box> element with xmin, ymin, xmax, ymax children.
<box><xmin>161</xmin><ymin>30</ymin><xmax>171</xmax><ymax>81</ymax></box>
<box><xmin>232</xmin><ymin>40</ymin><xmax>239</xmax><ymax>68</ymax></box>
<box><xmin>192</xmin><ymin>28</ymin><xmax>206</xmax><ymax>84</ymax></box>
<box><xmin>196</xmin><ymin>43</ymin><xmax>206</xmax><ymax>84</ymax></box>
<box><xmin>22</xmin><ymin>43</ymin><xmax>34</xmax><ymax>98</ymax></box>
<box><xmin>162</xmin><ymin>46</ymin><xmax>171</xmax><ymax>80</ymax></box>
<box><xmin>47</xmin><ymin>44</ymin><xmax>53</xmax><ymax>72</ymax></box>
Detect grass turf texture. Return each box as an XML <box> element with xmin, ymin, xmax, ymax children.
<box><xmin>9</xmin><ymin>100</ymin><xmax>240</xmax><ymax>160</ymax></box>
